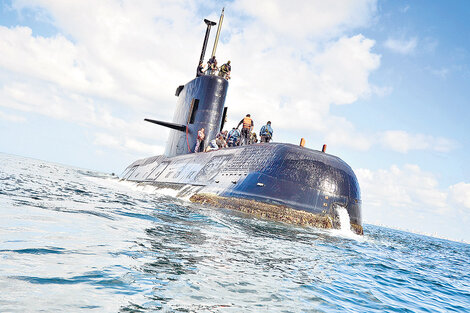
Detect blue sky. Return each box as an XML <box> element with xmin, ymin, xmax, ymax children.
<box><xmin>0</xmin><ymin>0</ymin><xmax>469</xmax><ymax>242</ymax></box>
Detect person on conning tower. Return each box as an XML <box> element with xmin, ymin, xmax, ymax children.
<box><xmin>197</xmin><ymin>61</ymin><xmax>205</xmax><ymax>77</ymax></box>
<box><xmin>219</xmin><ymin>60</ymin><xmax>231</xmax><ymax>79</ymax></box>
<box><xmin>237</xmin><ymin>114</ymin><xmax>254</xmax><ymax>146</ymax></box>
<box><xmin>207</xmin><ymin>56</ymin><xmax>218</xmax><ymax>75</ymax></box>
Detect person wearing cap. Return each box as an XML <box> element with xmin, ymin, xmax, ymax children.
<box><xmin>237</xmin><ymin>114</ymin><xmax>254</xmax><ymax>146</ymax></box>
<box><xmin>259</xmin><ymin>121</ymin><xmax>273</xmax><ymax>143</ymax></box>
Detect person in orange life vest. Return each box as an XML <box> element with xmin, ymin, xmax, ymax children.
<box><xmin>194</xmin><ymin>128</ymin><xmax>205</xmax><ymax>153</ymax></box>
<box><xmin>237</xmin><ymin>114</ymin><xmax>254</xmax><ymax>146</ymax></box>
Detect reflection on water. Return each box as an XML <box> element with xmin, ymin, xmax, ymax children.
<box><xmin>1</xmin><ymin>153</ymin><xmax>469</xmax><ymax>312</ymax></box>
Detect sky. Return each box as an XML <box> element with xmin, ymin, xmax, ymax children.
<box><xmin>0</xmin><ymin>0</ymin><xmax>469</xmax><ymax>242</ymax></box>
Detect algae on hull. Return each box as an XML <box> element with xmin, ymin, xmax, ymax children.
<box><xmin>190</xmin><ymin>193</ymin><xmax>363</xmax><ymax>235</ymax></box>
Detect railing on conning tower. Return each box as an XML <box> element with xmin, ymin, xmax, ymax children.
<box><xmin>204</xmin><ymin>68</ymin><xmax>230</xmax><ymax>80</ymax></box>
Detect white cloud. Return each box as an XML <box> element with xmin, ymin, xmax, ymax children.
<box><xmin>449</xmin><ymin>182</ymin><xmax>470</xmax><ymax>209</ymax></box>
<box><xmin>93</xmin><ymin>133</ymin><xmax>121</xmax><ymax>148</ymax></box>
<box><xmin>319</xmin><ymin>128</ymin><xmax>456</xmax><ymax>154</ymax></box>
<box><xmin>384</xmin><ymin>37</ymin><xmax>417</xmax><ymax>55</ymax></box>
<box><xmin>323</xmin><ymin>116</ymin><xmax>373</xmax><ymax>151</ymax></box>
<box><xmin>93</xmin><ymin>132</ymin><xmax>163</xmax><ymax>155</ymax></box>
<box><xmin>235</xmin><ymin>0</ymin><xmax>377</xmax><ymax>39</ymax></box>
<box><xmin>379</xmin><ymin>130</ymin><xmax>456</xmax><ymax>153</ymax></box>
<box><xmin>0</xmin><ymin>23</ymin><xmax>173</xmax><ymax>111</ymax></box>
<box><xmin>356</xmin><ymin>164</ymin><xmax>469</xmax><ymax>241</ymax></box>
<box><xmin>225</xmin><ymin>32</ymin><xmax>381</xmax><ymax>138</ymax></box>
<box><xmin>0</xmin><ymin>77</ymin><xmax>168</xmax><ymax>155</ymax></box>
<box><xmin>313</xmin><ymin>35</ymin><xmax>381</xmax><ymax>105</ymax></box>
<box><xmin>0</xmin><ymin>109</ymin><xmax>26</xmax><ymax>122</ymax></box>
<box><xmin>357</xmin><ymin>164</ymin><xmax>448</xmax><ymax>211</ymax></box>
<box><xmin>428</xmin><ymin>67</ymin><xmax>449</xmax><ymax>79</ymax></box>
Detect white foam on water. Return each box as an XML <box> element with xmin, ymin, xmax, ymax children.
<box><xmin>128</xmin><ymin>183</ymin><xmax>183</xmax><ymax>199</ymax></box>
<box><xmin>151</xmin><ymin>187</ymin><xmax>181</xmax><ymax>198</ymax></box>
<box><xmin>108</xmin><ymin>177</ymin><xmax>199</xmax><ymax>202</ymax></box>
<box><xmin>176</xmin><ymin>186</ymin><xmax>200</xmax><ymax>202</ymax></box>
<box><xmin>337</xmin><ymin>207</ymin><xmax>352</xmax><ymax>232</ymax></box>
<box><xmin>330</xmin><ymin>206</ymin><xmax>363</xmax><ymax>240</ymax></box>
<box><xmin>130</xmin><ymin>183</ymin><xmax>200</xmax><ymax>201</ymax></box>
<box><xmin>84</xmin><ymin>176</ymin><xmax>183</xmax><ymax>200</ymax></box>
<box><xmin>84</xmin><ymin>176</ymin><xmax>134</xmax><ymax>192</ymax></box>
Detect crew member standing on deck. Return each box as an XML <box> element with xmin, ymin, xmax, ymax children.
<box><xmin>227</xmin><ymin>127</ymin><xmax>240</xmax><ymax>147</ymax></box>
<box><xmin>259</xmin><ymin>121</ymin><xmax>273</xmax><ymax>143</ymax></box>
<box><xmin>194</xmin><ymin>128</ymin><xmax>205</xmax><ymax>153</ymax></box>
<box><xmin>237</xmin><ymin>114</ymin><xmax>254</xmax><ymax>146</ymax></box>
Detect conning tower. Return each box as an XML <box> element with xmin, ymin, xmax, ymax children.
<box><xmin>145</xmin><ymin>9</ymin><xmax>229</xmax><ymax>157</ymax></box>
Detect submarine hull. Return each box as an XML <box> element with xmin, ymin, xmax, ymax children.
<box><xmin>122</xmin><ymin>14</ymin><xmax>362</xmax><ymax>234</ymax></box>
<box><xmin>121</xmin><ymin>143</ymin><xmax>362</xmax><ymax>234</ymax></box>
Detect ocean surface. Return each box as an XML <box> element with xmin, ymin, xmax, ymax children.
<box><xmin>1</xmin><ymin>153</ymin><xmax>469</xmax><ymax>312</ymax></box>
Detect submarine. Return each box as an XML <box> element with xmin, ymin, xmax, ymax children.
<box><xmin>121</xmin><ymin>10</ymin><xmax>363</xmax><ymax>235</ymax></box>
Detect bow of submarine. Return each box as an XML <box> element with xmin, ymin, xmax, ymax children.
<box><xmin>216</xmin><ymin>143</ymin><xmax>362</xmax><ymax>231</ymax></box>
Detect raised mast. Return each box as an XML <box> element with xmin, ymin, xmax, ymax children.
<box><xmin>210</xmin><ymin>8</ymin><xmax>224</xmax><ymax>58</ymax></box>
<box><xmin>199</xmin><ymin>19</ymin><xmax>216</xmax><ymax>68</ymax></box>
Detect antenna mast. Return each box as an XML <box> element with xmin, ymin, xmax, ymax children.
<box><xmin>211</xmin><ymin>8</ymin><xmax>224</xmax><ymax>58</ymax></box>
<box><xmin>199</xmin><ymin>19</ymin><xmax>216</xmax><ymax>66</ymax></box>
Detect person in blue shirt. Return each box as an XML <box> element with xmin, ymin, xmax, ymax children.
<box><xmin>259</xmin><ymin>121</ymin><xmax>273</xmax><ymax>143</ymax></box>
<box><xmin>226</xmin><ymin>127</ymin><xmax>240</xmax><ymax>147</ymax></box>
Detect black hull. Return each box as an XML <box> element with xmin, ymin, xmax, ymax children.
<box><xmin>121</xmin><ymin>143</ymin><xmax>362</xmax><ymax>233</ymax></box>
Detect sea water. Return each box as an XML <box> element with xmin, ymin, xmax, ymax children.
<box><xmin>0</xmin><ymin>153</ymin><xmax>469</xmax><ymax>312</ymax></box>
